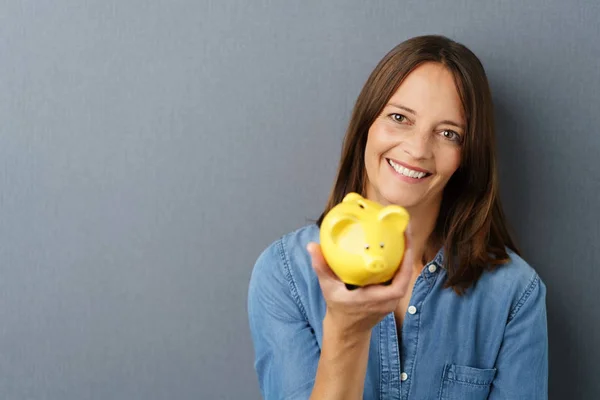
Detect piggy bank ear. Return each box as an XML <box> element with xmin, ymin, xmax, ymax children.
<box><xmin>342</xmin><ymin>192</ymin><xmax>364</xmax><ymax>204</ymax></box>
<box><xmin>378</xmin><ymin>206</ymin><xmax>410</xmax><ymax>232</ymax></box>
<box><xmin>329</xmin><ymin>215</ymin><xmax>359</xmax><ymax>244</ymax></box>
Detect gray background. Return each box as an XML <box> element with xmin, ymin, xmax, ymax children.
<box><xmin>1</xmin><ymin>0</ymin><xmax>598</xmax><ymax>399</ymax></box>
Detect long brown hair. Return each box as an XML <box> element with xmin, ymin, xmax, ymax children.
<box><xmin>316</xmin><ymin>35</ymin><xmax>520</xmax><ymax>295</ymax></box>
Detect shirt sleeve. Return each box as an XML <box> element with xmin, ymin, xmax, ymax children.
<box><xmin>247</xmin><ymin>239</ymin><xmax>320</xmax><ymax>400</ymax></box>
<box><xmin>488</xmin><ymin>274</ymin><xmax>549</xmax><ymax>400</ymax></box>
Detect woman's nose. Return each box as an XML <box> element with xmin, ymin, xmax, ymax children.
<box><xmin>402</xmin><ymin>131</ymin><xmax>433</xmax><ymax>160</ymax></box>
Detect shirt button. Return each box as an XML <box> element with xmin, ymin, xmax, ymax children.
<box><xmin>428</xmin><ymin>264</ymin><xmax>437</xmax><ymax>273</ymax></box>
<box><xmin>401</xmin><ymin>372</ymin><xmax>408</xmax><ymax>381</ymax></box>
<box><xmin>408</xmin><ymin>305</ymin><xmax>417</xmax><ymax>315</ymax></box>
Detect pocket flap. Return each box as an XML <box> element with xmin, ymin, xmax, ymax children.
<box><xmin>445</xmin><ymin>364</ymin><xmax>497</xmax><ymax>386</ymax></box>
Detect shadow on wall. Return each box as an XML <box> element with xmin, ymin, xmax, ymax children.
<box><xmin>493</xmin><ymin>91</ymin><xmax>587</xmax><ymax>400</ymax></box>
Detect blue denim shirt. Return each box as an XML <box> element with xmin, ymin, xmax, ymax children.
<box><xmin>248</xmin><ymin>224</ymin><xmax>548</xmax><ymax>400</ymax></box>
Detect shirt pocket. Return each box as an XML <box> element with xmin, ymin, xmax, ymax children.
<box><xmin>438</xmin><ymin>363</ymin><xmax>497</xmax><ymax>400</ymax></box>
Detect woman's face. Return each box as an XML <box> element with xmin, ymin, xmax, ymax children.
<box><xmin>364</xmin><ymin>62</ymin><xmax>465</xmax><ymax>212</ymax></box>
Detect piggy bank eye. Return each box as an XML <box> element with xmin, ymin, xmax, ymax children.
<box><xmin>358</xmin><ymin>203</ymin><xmax>365</xmax><ymax>209</ymax></box>
<box><xmin>364</xmin><ymin>244</ymin><xmax>370</xmax><ymax>250</ymax></box>
<box><xmin>380</xmin><ymin>243</ymin><xmax>384</xmax><ymax>248</ymax></box>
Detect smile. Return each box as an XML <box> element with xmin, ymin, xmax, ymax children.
<box><xmin>387</xmin><ymin>158</ymin><xmax>432</xmax><ymax>179</ymax></box>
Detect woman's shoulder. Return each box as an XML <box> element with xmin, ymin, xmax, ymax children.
<box><xmin>483</xmin><ymin>248</ymin><xmax>544</xmax><ymax>287</ymax></box>
<box><xmin>250</xmin><ymin>223</ymin><xmax>320</xmax><ymax>284</ymax></box>
<box><xmin>475</xmin><ymin>248</ymin><xmax>546</xmax><ymax>317</ymax></box>
<box><xmin>248</xmin><ymin>224</ymin><xmax>322</xmax><ymax>318</ymax></box>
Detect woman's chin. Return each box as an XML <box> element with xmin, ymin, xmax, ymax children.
<box><xmin>366</xmin><ymin>183</ymin><xmax>429</xmax><ymax>209</ymax></box>
<box><xmin>378</xmin><ymin>192</ymin><xmax>422</xmax><ymax>209</ymax></box>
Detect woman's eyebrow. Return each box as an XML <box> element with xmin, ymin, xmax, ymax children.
<box><xmin>388</xmin><ymin>103</ymin><xmax>417</xmax><ymax>115</ymax></box>
<box><xmin>388</xmin><ymin>103</ymin><xmax>465</xmax><ymax>130</ymax></box>
<box><xmin>440</xmin><ymin>120</ymin><xmax>466</xmax><ymax>130</ymax></box>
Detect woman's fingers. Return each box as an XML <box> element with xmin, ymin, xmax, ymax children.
<box><xmin>307</xmin><ymin>226</ymin><xmax>415</xmax><ymax>334</ymax></box>
<box><xmin>307</xmin><ymin>242</ymin><xmax>340</xmax><ymax>285</ymax></box>
<box><xmin>381</xmin><ymin>228</ymin><xmax>414</xmax><ymax>298</ymax></box>
<box><xmin>387</xmin><ymin>242</ymin><xmax>414</xmax><ymax>295</ymax></box>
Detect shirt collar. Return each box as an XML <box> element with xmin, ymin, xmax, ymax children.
<box><xmin>431</xmin><ymin>246</ymin><xmax>445</xmax><ymax>269</ymax></box>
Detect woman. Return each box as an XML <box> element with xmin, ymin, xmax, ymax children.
<box><xmin>247</xmin><ymin>35</ymin><xmax>548</xmax><ymax>400</ymax></box>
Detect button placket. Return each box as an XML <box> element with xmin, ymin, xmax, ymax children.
<box><xmin>383</xmin><ymin>314</ymin><xmax>402</xmax><ymax>399</ymax></box>
<box><xmin>399</xmin><ymin>271</ymin><xmax>437</xmax><ymax>400</ymax></box>
<box><xmin>421</xmin><ymin>262</ymin><xmax>439</xmax><ymax>286</ymax></box>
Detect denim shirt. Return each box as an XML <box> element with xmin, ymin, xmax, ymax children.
<box><xmin>247</xmin><ymin>224</ymin><xmax>548</xmax><ymax>400</ymax></box>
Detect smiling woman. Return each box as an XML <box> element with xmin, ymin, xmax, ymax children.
<box><xmin>364</xmin><ymin>62</ymin><xmax>463</xmax><ymax>211</ymax></box>
<box><xmin>248</xmin><ymin>35</ymin><xmax>548</xmax><ymax>400</ymax></box>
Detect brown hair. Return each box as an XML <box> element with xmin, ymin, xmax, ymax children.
<box><xmin>316</xmin><ymin>35</ymin><xmax>520</xmax><ymax>295</ymax></box>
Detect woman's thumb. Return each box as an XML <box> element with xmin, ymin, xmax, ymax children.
<box><xmin>306</xmin><ymin>242</ymin><xmax>337</xmax><ymax>281</ymax></box>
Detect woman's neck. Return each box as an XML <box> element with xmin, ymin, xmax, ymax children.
<box><xmin>404</xmin><ymin>201</ymin><xmax>441</xmax><ymax>271</ymax></box>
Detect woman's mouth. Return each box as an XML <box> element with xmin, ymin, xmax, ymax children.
<box><xmin>386</xmin><ymin>158</ymin><xmax>432</xmax><ymax>180</ymax></box>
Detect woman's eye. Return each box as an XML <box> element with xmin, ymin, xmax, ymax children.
<box><xmin>441</xmin><ymin>130</ymin><xmax>462</xmax><ymax>143</ymax></box>
<box><xmin>390</xmin><ymin>113</ymin><xmax>407</xmax><ymax>123</ymax></box>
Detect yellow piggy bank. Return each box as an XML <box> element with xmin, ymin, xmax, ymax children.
<box><xmin>319</xmin><ymin>192</ymin><xmax>410</xmax><ymax>288</ymax></box>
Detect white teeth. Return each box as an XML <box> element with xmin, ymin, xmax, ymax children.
<box><xmin>387</xmin><ymin>159</ymin><xmax>428</xmax><ymax>179</ymax></box>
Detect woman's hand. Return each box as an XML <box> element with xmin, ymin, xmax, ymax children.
<box><xmin>306</xmin><ymin>230</ymin><xmax>414</xmax><ymax>338</ymax></box>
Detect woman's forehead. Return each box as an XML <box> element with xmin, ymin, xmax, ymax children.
<box><xmin>385</xmin><ymin>63</ymin><xmax>466</xmax><ymax>126</ymax></box>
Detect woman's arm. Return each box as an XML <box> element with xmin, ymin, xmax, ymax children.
<box><xmin>309</xmin><ymin>315</ymin><xmax>371</xmax><ymax>400</ymax></box>
<box><xmin>488</xmin><ymin>274</ymin><xmax>548</xmax><ymax>399</ymax></box>
<box><xmin>247</xmin><ymin>241</ymin><xmax>320</xmax><ymax>400</ymax></box>
<box><xmin>306</xmin><ymin>241</ymin><xmax>414</xmax><ymax>400</ymax></box>
<box><xmin>247</xmin><ymin>240</ymin><xmax>380</xmax><ymax>400</ymax></box>
<box><xmin>248</xmin><ymin>236</ymin><xmax>414</xmax><ymax>400</ymax></box>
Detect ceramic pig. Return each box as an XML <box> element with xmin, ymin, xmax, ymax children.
<box><xmin>319</xmin><ymin>192</ymin><xmax>410</xmax><ymax>288</ymax></box>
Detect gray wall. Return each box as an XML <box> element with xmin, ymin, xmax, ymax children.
<box><xmin>1</xmin><ymin>1</ymin><xmax>598</xmax><ymax>399</ymax></box>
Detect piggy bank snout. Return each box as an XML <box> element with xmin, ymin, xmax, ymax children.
<box><xmin>366</xmin><ymin>257</ymin><xmax>386</xmax><ymax>272</ymax></box>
